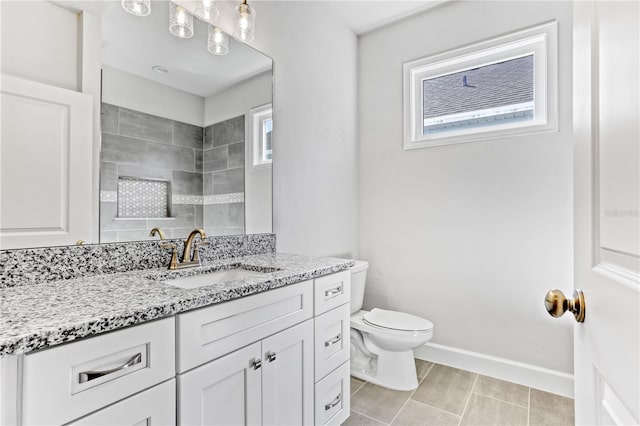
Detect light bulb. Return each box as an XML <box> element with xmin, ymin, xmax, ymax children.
<box><xmin>195</xmin><ymin>0</ymin><xmax>220</xmax><ymax>22</ymax></box>
<box><xmin>169</xmin><ymin>2</ymin><xmax>194</xmax><ymax>39</ymax></box>
<box><xmin>207</xmin><ymin>25</ymin><xmax>229</xmax><ymax>55</ymax></box>
<box><xmin>122</xmin><ymin>0</ymin><xmax>150</xmax><ymax>17</ymax></box>
<box><xmin>233</xmin><ymin>1</ymin><xmax>255</xmax><ymax>43</ymax></box>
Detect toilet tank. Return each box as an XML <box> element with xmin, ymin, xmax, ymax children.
<box><xmin>350</xmin><ymin>260</ymin><xmax>369</xmax><ymax>314</ymax></box>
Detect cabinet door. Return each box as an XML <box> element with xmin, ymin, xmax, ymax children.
<box><xmin>262</xmin><ymin>319</ymin><xmax>314</xmax><ymax>426</ymax></box>
<box><xmin>178</xmin><ymin>342</ymin><xmax>262</xmax><ymax>426</ymax></box>
<box><xmin>68</xmin><ymin>380</ymin><xmax>175</xmax><ymax>426</ymax></box>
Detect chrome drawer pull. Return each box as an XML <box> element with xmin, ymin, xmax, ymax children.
<box><xmin>78</xmin><ymin>353</ymin><xmax>142</xmax><ymax>384</ymax></box>
<box><xmin>252</xmin><ymin>358</ymin><xmax>262</xmax><ymax>370</ymax></box>
<box><xmin>266</xmin><ymin>351</ymin><xmax>277</xmax><ymax>362</ymax></box>
<box><xmin>325</xmin><ymin>393</ymin><xmax>342</xmax><ymax>411</ymax></box>
<box><xmin>325</xmin><ymin>285</ymin><xmax>343</xmax><ymax>298</ymax></box>
<box><xmin>324</xmin><ymin>334</ymin><xmax>342</xmax><ymax>347</ymax></box>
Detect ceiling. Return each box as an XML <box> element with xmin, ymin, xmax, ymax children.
<box><xmin>319</xmin><ymin>0</ymin><xmax>447</xmax><ymax>35</ymax></box>
<box><xmin>56</xmin><ymin>1</ymin><xmax>272</xmax><ymax>98</ymax></box>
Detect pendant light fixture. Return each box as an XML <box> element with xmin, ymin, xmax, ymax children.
<box><xmin>207</xmin><ymin>25</ymin><xmax>229</xmax><ymax>55</ymax></box>
<box><xmin>233</xmin><ymin>0</ymin><xmax>256</xmax><ymax>43</ymax></box>
<box><xmin>169</xmin><ymin>2</ymin><xmax>194</xmax><ymax>39</ymax></box>
<box><xmin>195</xmin><ymin>0</ymin><xmax>220</xmax><ymax>22</ymax></box>
<box><xmin>121</xmin><ymin>0</ymin><xmax>150</xmax><ymax>17</ymax></box>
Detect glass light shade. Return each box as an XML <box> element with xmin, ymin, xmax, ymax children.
<box><xmin>232</xmin><ymin>1</ymin><xmax>256</xmax><ymax>43</ymax></box>
<box><xmin>121</xmin><ymin>0</ymin><xmax>150</xmax><ymax>17</ymax></box>
<box><xmin>194</xmin><ymin>0</ymin><xmax>220</xmax><ymax>22</ymax></box>
<box><xmin>169</xmin><ymin>2</ymin><xmax>194</xmax><ymax>39</ymax></box>
<box><xmin>207</xmin><ymin>26</ymin><xmax>229</xmax><ymax>55</ymax></box>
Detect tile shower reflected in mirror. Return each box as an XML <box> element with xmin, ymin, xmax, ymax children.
<box><xmin>97</xmin><ymin>0</ymin><xmax>273</xmax><ymax>243</ymax></box>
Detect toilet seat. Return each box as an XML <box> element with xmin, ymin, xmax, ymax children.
<box><xmin>363</xmin><ymin>308</ymin><xmax>433</xmax><ymax>332</ymax></box>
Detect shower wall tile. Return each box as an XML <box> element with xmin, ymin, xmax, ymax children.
<box><xmin>101</xmin><ymin>103</ymin><xmax>118</xmax><ymax>134</ymax></box>
<box><xmin>203</xmin><ymin>172</ymin><xmax>214</xmax><ymax>195</ymax></box>
<box><xmin>100</xmin><ymin>162</ymin><xmax>118</xmax><ymax>191</ymax></box>
<box><xmin>118</xmin><ymin>108</ymin><xmax>173</xmax><ymax>144</ymax></box>
<box><xmin>195</xmin><ymin>149</ymin><xmax>203</xmax><ymax>173</ymax></box>
<box><xmin>228</xmin><ymin>202</ymin><xmax>245</xmax><ymax>227</ymax></box>
<box><xmin>173</xmin><ymin>122</ymin><xmax>203</xmax><ymax>149</ymax></box>
<box><xmin>100</xmin><ymin>201</ymin><xmax>147</xmax><ymax>231</ymax></box>
<box><xmin>152</xmin><ymin>204</ymin><xmax>196</xmax><ymax>229</ymax></box>
<box><xmin>204</xmin><ymin>204</ymin><xmax>228</xmax><ymax>227</ymax></box>
<box><xmin>101</xmin><ymin>133</ymin><xmax>147</xmax><ymax>165</ymax></box>
<box><xmin>211</xmin><ymin>227</ymin><xmax>245</xmax><ymax>236</ymax></box>
<box><xmin>117</xmin><ymin>164</ymin><xmax>172</xmax><ymax>181</ymax></box>
<box><xmin>213</xmin><ymin>115</ymin><xmax>244</xmax><ymax>147</ymax></box>
<box><xmin>172</xmin><ymin>170</ymin><xmax>203</xmax><ymax>195</ymax></box>
<box><xmin>204</xmin><ymin>125</ymin><xmax>214</xmax><ymax>150</ymax></box>
<box><xmin>146</xmin><ymin>142</ymin><xmax>195</xmax><ymax>172</ymax></box>
<box><xmin>213</xmin><ymin>168</ymin><xmax>244</xmax><ymax>194</ymax></box>
<box><xmin>228</xmin><ymin>142</ymin><xmax>244</xmax><ymax>169</ymax></box>
<box><xmin>204</xmin><ymin>146</ymin><xmax>228</xmax><ymax>172</ymax></box>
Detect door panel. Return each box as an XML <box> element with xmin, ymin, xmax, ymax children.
<box><xmin>178</xmin><ymin>342</ymin><xmax>262</xmax><ymax>426</ymax></box>
<box><xmin>573</xmin><ymin>1</ymin><xmax>640</xmax><ymax>424</ymax></box>
<box><xmin>262</xmin><ymin>320</ymin><xmax>314</xmax><ymax>426</ymax></box>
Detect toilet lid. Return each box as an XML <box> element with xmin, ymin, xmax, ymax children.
<box><xmin>363</xmin><ymin>308</ymin><xmax>433</xmax><ymax>332</ymax></box>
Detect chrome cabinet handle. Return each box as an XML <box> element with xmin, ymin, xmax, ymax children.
<box><xmin>324</xmin><ymin>285</ymin><xmax>343</xmax><ymax>298</ymax></box>
<box><xmin>266</xmin><ymin>351</ymin><xmax>277</xmax><ymax>362</ymax></box>
<box><xmin>252</xmin><ymin>359</ymin><xmax>262</xmax><ymax>370</ymax></box>
<box><xmin>324</xmin><ymin>333</ymin><xmax>342</xmax><ymax>347</ymax></box>
<box><xmin>78</xmin><ymin>353</ymin><xmax>142</xmax><ymax>384</ymax></box>
<box><xmin>325</xmin><ymin>393</ymin><xmax>342</xmax><ymax>411</ymax></box>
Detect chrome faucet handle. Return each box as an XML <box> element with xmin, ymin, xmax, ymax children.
<box><xmin>159</xmin><ymin>243</ymin><xmax>179</xmax><ymax>270</ymax></box>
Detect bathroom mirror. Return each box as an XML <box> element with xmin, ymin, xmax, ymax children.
<box><xmin>0</xmin><ymin>0</ymin><xmax>272</xmax><ymax>249</ymax></box>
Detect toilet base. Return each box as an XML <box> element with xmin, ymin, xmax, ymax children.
<box><xmin>350</xmin><ymin>332</ymin><xmax>419</xmax><ymax>391</ymax></box>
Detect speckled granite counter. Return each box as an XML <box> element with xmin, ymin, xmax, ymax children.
<box><xmin>0</xmin><ymin>253</ymin><xmax>354</xmax><ymax>357</ymax></box>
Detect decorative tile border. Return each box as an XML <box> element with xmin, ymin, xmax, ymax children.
<box><xmin>0</xmin><ymin>233</ymin><xmax>276</xmax><ymax>288</ymax></box>
<box><xmin>99</xmin><ymin>191</ymin><xmax>245</xmax><ymax>206</ymax></box>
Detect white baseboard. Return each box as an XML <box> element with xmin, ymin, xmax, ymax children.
<box><xmin>414</xmin><ymin>342</ymin><xmax>574</xmax><ymax>398</ymax></box>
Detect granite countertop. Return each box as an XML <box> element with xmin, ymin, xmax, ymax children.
<box><xmin>0</xmin><ymin>253</ymin><xmax>354</xmax><ymax>357</ymax></box>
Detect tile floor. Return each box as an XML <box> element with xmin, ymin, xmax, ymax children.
<box><xmin>345</xmin><ymin>360</ymin><xmax>575</xmax><ymax>426</ymax></box>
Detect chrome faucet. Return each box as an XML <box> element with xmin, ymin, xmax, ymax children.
<box><xmin>157</xmin><ymin>228</ymin><xmax>209</xmax><ymax>270</ymax></box>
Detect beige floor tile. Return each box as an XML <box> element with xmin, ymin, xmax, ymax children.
<box><xmin>411</xmin><ymin>364</ymin><xmax>477</xmax><ymax>415</ymax></box>
<box><xmin>529</xmin><ymin>388</ymin><xmax>575</xmax><ymax>426</ymax></box>
<box><xmin>391</xmin><ymin>400</ymin><xmax>460</xmax><ymax>426</ymax></box>
<box><xmin>351</xmin><ymin>382</ymin><xmax>413</xmax><ymax>423</ymax></box>
<box><xmin>473</xmin><ymin>375</ymin><xmax>529</xmax><ymax>407</ymax></box>
<box><xmin>460</xmin><ymin>393</ymin><xmax>528</xmax><ymax>426</ymax></box>
<box><xmin>351</xmin><ymin>376</ymin><xmax>366</xmax><ymax>396</ymax></box>
<box><xmin>415</xmin><ymin>359</ymin><xmax>434</xmax><ymax>381</ymax></box>
<box><xmin>343</xmin><ymin>411</ymin><xmax>386</xmax><ymax>426</ymax></box>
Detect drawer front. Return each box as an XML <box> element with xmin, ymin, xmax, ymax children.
<box><xmin>22</xmin><ymin>318</ymin><xmax>175</xmax><ymax>426</ymax></box>
<box><xmin>176</xmin><ymin>280</ymin><xmax>313</xmax><ymax>373</ymax></box>
<box><xmin>315</xmin><ymin>304</ymin><xmax>350</xmax><ymax>380</ymax></box>
<box><xmin>315</xmin><ymin>361</ymin><xmax>350</xmax><ymax>426</ymax></box>
<box><xmin>314</xmin><ymin>271</ymin><xmax>350</xmax><ymax>315</ymax></box>
<box><xmin>68</xmin><ymin>379</ymin><xmax>175</xmax><ymax>426</ymax></box>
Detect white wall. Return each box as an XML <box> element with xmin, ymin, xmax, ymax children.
<box><xmin>204</xmin><ymin>71</ymin><xmax>273</xmax><ymax>235</ymax></box>
<box><xmin>359</xmin><ymin>1</ymin><xmax>574</xmax><ymax>394</ymax></box>
<box><xmin>101</xmin><ymin>65</ymin><xmax>204</xmax><ymax>127</ymax></box>
<box><xmin>178</xmin><ymin>0</ymin><xmax>360</xmax><ymax>258</ymax></box>
<box><xmin>0</xmin><ymin>1</ymin><xmax>79</xmax><ymax>91</ymax></box>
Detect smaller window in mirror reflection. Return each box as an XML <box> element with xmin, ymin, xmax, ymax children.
<box><xmin>250</xmin><ymin>103</ymin><xmax>273</xmax><ymax>168</ymax></box>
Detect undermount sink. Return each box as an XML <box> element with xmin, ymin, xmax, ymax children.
<box><xmin>161</xmin><ymin>268</ymin><xmax>270</xmax><ymax>289</ymax></box>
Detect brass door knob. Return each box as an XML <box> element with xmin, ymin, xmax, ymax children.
<box><xmin>544</xmin><ymin>289</ymin><xmax>586</xmax><ymax>323</ymax></box>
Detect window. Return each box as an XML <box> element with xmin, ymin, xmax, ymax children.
<box><xmin>404</xmin><ymin>21</ymin><xmax>557</xmax><ymax>149</ymax></box>
<box><xmin>250</xmin><ymin>103</ymin><xmax>273</xmax><ymax>167</ymax></box>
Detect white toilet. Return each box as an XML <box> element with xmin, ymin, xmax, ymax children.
<box><xmin>350</xmin><ymin>260</ymin><xmax>434</xmax><ymax>391</ymax></box>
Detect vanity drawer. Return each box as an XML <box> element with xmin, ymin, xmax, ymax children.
<box><xmin>315</xmin><ymin>361</ymin><xmax>350</xmax><ymax>426</ymax></box>
<box><xmin>176</xmin><ymin>280</ymin><xmax>313</xmax><ymax>373</ymax></box>
<box><xmin>21</xmin><ymin>318</ymin><xmax>175</xmax><ymax>426</ymax></box>
<box><xmin>314</xmin><ymin>270</ymin><xmax>350</xmax><ymax>315</ymax></box>
<box><xmin>68</xmin><ymin>379</ymin><xmax>175</xmax><ymax>425</ymax></box>
<box><xmin>315</xmin><ymin>303</ymin><xmax>350</xmax><ymax>380</ymax></box>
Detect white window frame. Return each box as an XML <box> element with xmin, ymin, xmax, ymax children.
<box><xmin>403</xmin><ymin>21</ymin><xmax>558</xmax><ymax>150</ymax></box>
<box><xmin>249</xmin><ymin>103</ymin><xmax>272</xmax><ymax>168</ymax></box>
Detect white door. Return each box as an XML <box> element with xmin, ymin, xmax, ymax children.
<box><xmin>68</xmin><ymin>380</ymin><xmax>175</xmax><ymax>426</ymax></box>
<box><xmin>572</xmin><ymin>1</ymin><xmax>639</xmax><ymax>424</ymax></box>
<box><xmin>262</xmin><ymin>320</ymin><xmax>314</xmax><ymax>426</ymax></box>
<box><xmin>0</xmin><ymin>75</ymin><xmax>94</xmax><ymax>249</ymax></box>
<box><xmin>178</xmin><ymin>342</ymin><xmax>262</xmax><ymax>426</ymax></box>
